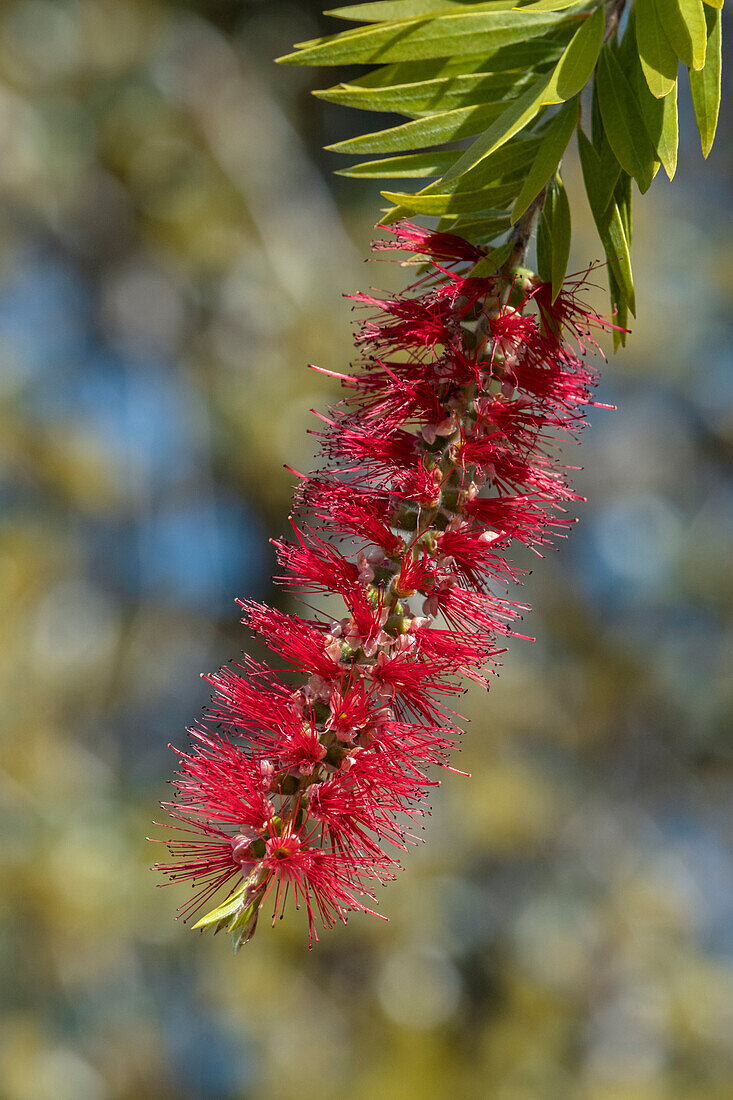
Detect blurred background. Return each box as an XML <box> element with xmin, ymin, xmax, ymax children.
<box><xmin>0</xmin><ymin>1</ymin><xmax>731</xmax><ymax>1097</ymax></box>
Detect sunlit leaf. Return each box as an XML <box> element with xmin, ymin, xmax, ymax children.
<box><xmin>511</xmin><ymin>97</ymin><xmax>577</xmax><ymax>222</ymax></box>
<box><xmin>418</xmin><ymin>133</ymin><xmax>541</xmax><ymax>193</ymax></box>
<box><xmin>382</xmin><ymin>180</ymin><xmax>519</xmax><ymax>214</ymax></box>
<box><xmin>439</xmin><ymin>72</ymin><xmax>552</xmax><ymax>182</ymax></box>
<box><xmin>690</xmin><ymin>6</ymin><xmax>721</xmax><ymax>157</ymax></box>
<box><xmin>315</xmin><ymin>69</ymin><xmax>536</xmax><ymax>114</ymax></box>
<box><xmin>547</xmin><ymin>3</ymin><xmax>604</xmax><ymax>100</ymax></box>
<box><xmin>440</xmin><ymin>11</ymin><xmax>605</xmax><ymax>185</ymax></box>
<box><xmin>336</xmin><ymin>151</ymin><xmax>459</xmax><ymax>177</ymax></box>
<box><xmin>631</xmin><ymin>60</ymin><xmax>679</xmax><ymax>180</ymax></box>
<box><xmin>327</xmin><ymin>102</ymin><xmax>506</xmax><ymax>154</ymax></box>
<box><xmin>636</xmin><ymin>0</ymin><xmax>679</xmax><ymax>98</ymax></box>
<box><xmin>441</xmin><ymin>213</ymin><xmax>513</xmax><ymax>240</ymax></box>
<box><xmin>656</xmin><ymin>0</ymin><xmax>707</xmax><ymax>71</ymax></box>
<box><xmin>596</xmin><ymin>46</ymin><xmax>656</xmax><ymax>193</ymax></box>
<box><xmin>326</xmin><ymin>0</ymin><xmax>520</xmax><ymax>21</ymax></box>
<box><xmin>471</xmin><ymin>239</ymin><xmax>514</xmax><ymax>276</ymax></box>
<box><xmin>536</xmin><ymin>173</ymin><xmax>571</xmax><ymax>300</ymax></box>
<box><xmin>279</xmin><ymin>8</ymin><xmax>574</xmax><ymax>66</ymax></box>
<box><xmin>518</xmin><ymin>0</ymin><xmax>590</xmax><ymax>9</ymax></box>
<box><xmin>578</xmin><ymin>127</ymin><xmax>636</xmax><ymax>314</ymax></box>
<box><xmin>192</xmin><ymin>884</ymin><xmax>249</xmax><ymax>930</ymax></box>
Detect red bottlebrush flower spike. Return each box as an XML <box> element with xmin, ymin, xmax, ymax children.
<box><xmin>153</xmin><ymin>223</ymin><xmax>614</xmax><ymax>949</ymax></box>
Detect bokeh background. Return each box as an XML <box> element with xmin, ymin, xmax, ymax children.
<box><xmin>0</xmin><ymin>1</ymin><xmax>731</xmax><ymax>1097</ymax></box>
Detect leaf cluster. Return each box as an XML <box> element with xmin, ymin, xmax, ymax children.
<box><xmin>279</xmin><ymin>0</ymin><xmax>723</xmax><ymax>342</ymax></box>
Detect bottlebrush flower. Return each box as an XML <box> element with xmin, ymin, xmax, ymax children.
<box><xmin>153</xmin><ymin>221</ymin><xmax>614</xmax><ymax>949</ymax></box>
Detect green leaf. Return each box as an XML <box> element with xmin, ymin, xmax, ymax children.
<box><xmin>380</xmin><ymin>204</ymin><xmax>413</xmax><ymax>224</ymax></box>
<box><xmin>636</xmin><ymin>0</ymin><xmax>679</xmax><ymax>98</ymax></box>
<box><xmin>624</xmin><ymin>27</ymin><xmax>679</xmax><ymax>181</ymax></box>
<box><xmin>336</xmin><ymin>151</ymin><xmax>460</xmax><ymax>177</ymax></box>
<box><xmin>519</xmin><ymin>0</ymin><xmax>591</xmax><ymax>9</ymax></box>
<box><xmin>596</xmin><ymin>46</ymin><xmax>657</xmax><ymax>193</ymax></box>
<box><xmin>511</xmin><ymin>98</ymin><xmax>577</xmax><ymax>222</ymax></box>
<box><xmin>315</xmin><ymin>69</ymin><xmax>536</xmax><ymax>114</ymax></box>
<box><xmin>471</xmin><ymin>239</ymin><xmax>514</xmax><ymax>276</ymax></box>
<box><xmin>633</xmin><ymin>66</ymin><xmax>679</xmax><ymax>180</ymax></box>
<box><xmin>547</xmin><ymin>3</ymin><xmax>604</xmax><ymax>100</ymax></box>
<box><xmin>601</xmin><ymin>203</ymin><xmax>635</xmax><ymax>315</ymax></box>
<box><xmin>609</xmin><ymin>267</ymin><xmax>629</xmax><ymax>348</ymax></box>
<box><xmin>440</xmin><ymin>9</ymin><xmax>607</xmax><ymax>186</ymax></box>
<box><xmin>551</xmin><ymin>182</ymin><xmax>571</xmax><ymax>300</ymax></box>
<box><xmin>440</xmin><ymin>71</ymin><xmax>552</xmax><ymax>182</ymax></box>
<box><xmin>382</xmin><ymin>180</ymin><xmax>519</xmax><ymax>214</ymax></box>
<box><xmin>578</xmin><ymin>128</ymin><xmax>635</xmax><ymax>314</ymax></box>
<box><xmin>419</xmin><ymin>133</ymin><xmax>541</xmax><ymax>193</ymax></box>
<box><xmin>578</xmin><ymin>115</ymin><xmax>619</xmax><ymax>216</ymax></box>
<box><xmin>614</xmin><ymin>171</ymin><xmax>632</xmax><ymax>247</ymax></box>
<box><xmin>690</xmin><ymin>6</ymin><xmax>721</xmax><ymax>157</ymax></box>
<box><xmin>590</xmin><ymin>86</ymin><xmax>623</xmax><ymax>206</ymax></box>
<box><xmin>441</xmin><ymin>213</ymin><xmax>513</xmax><ymax>241</ymax></box>
<box><xmin>327</xmin><ymin>101</ymin><xmax>506</xmax><ymax>154</ymax></box>
<box><xmin>576</xmin><ymin>125</ymin><xmax>604</xmax><ymax>215</ymax></box>
<box><xmin>537</xmin><ymin>174</ymin><xmax>571</xmax><ymax>300</ymax></box>
<box><xmin>326</xmin><ymin>0</ymin><xmax>519</xmax><ymax>22</ymax></box>
<box><xmin>656</xmin><ymin>83</ymin><xmax>679</xmax><ymax>179</ymax></box>
<box><xmin>278</xmin><ymin>9</ymin><xmax>574</xmax><ymax>66</ymax></box>
<box><xmin>656</xmin><ymin>0</ymin><xmax>707</xmax><ymax>71</ymax></box>
<box><xmin>701</xmin><ymin>0</ymin><xmax>723</xmax><ymax>9</ymax></box>
<box><xmin>536</xmin><ymin>203</ymin><xmax>551</xmax><ymax>281</ymax></box>
<box><xmin>345</xmin><ymin>38</ymin><xmax>565</xmax><ymax>88</ymax></box>
<box><xmin>192</xmin><ymin>883</ymin><xmax>250</xmax><ymax>930</ymax></box>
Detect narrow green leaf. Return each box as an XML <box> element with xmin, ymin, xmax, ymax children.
<box><xmin>614</xmin><ymin>171</ymin><xmax>632</xmax><ymax>247</ymax></box>
<box><xmin>518</xmin><ymin>0</ymin><xmax>589</xmax><ymax>9</ymax></box>
<box><xmin>656</xmin><ymin>0</ymin><xmax>707</xmax><ymax>71</ymax></box>
<box><xmin>326</xmin><ymin>0</ymin><xmax>519</xmax><ymax>22</ymax></box>
<box><xmin>551</xmin><ymin>179</ymin><xmax>571</xmax><ymax>300</ymax></box>
<box><xmin>588</xmin><ymin>85</ymin><xmax>623</xmax><ymax>209</ymax></box>
<box><xmin>537</xmin><ymin>175</ymin><xmax>571</xmax><ymax>300</ymax></box>
<box><xmin>336</xmin><ymin>151</ymin><xmax>459</xmax><ymax>177</ymax></box>
<box><xmin>536</xmin><ymin>198</ymin><xmax>552</xmax><ymax>283</ymax></box>
<box><xmin>315</xmin><ymin>69</ymin><xmax>536</xmax><ymax>114</ymax></box>
<box><xmin>440</xmin><ymin>10</ymin><xmax>608</xmax><ymax>186</ymax></box>
<box><xmin>471</xmin><ymin>239</ymin><xmax>514</xmax><ymax>276</ymax></box>
<box><xmin>602</xmin><ymin>203</ymin><xmax>635</xmax><ymax>315</ymax></box>
<box><xmin>657</xmin><ymin>83</ymin><xmax>679</xmax><ymax>178</ymax></box>
<box><xmin>382</xmin><ymin>180</ymin><xmax>519</xmax><ymax>214</ymax></box>
<box><xmin>596</xmin><ymin>47</ymin><xmax>657</xmax><ymax>193</ymax></box>
<box><xmin>440</xmin><ymin>71</ymin><xmax>552</xmax><ymax>182</ymax></box>
<box><xmin>380</xmin><ymin>204</ymin><xmax>412</xmax><ymax>224</ymax></box>
<box><xmin>279</xmin><ymin>9</ymin><xmax>573</xmax><ymax>66</ymax></box>
<box><xmin>345</xmin><ymin>44</ymin><xmax>561</xmax><ymax>90</ymax></box>
<box><xmin>577</xmin><ymin>122</ymin><xmax>617</xmax><ymax>217</ymax></box>
<box><xmin>511</xmin><ymin>98</ymin><xmax>577</xmax><ymax>222</ymax></box>
<box><xmin>633</xmin><ymin>67</ymin><xmax>679</xmax><ymax>180</ymax></box>
<box><xmin>690</xmin><ymin>6</ymin><xmax>721</xmax><ymax>157</ymax></box>
<box><xmin>192</xmin><ymin>884</ymin><xmax>249</xmax><ymax>930</ymax></box>
<box><xmin>548</xmin><ymin>3</ymin><xmax>604</xmax><ymax>100</ymax></box>
<box><xmin>597</xmin><ymin>139</ymin><xmax>622</xmax><ymax>210</ymax></box>
<box><xmin>418</xmin><ymin>133</ymin><xmax>541</xmax><ymax>194</ymax></box>
<box><xmin>441</xmin><ymin>213</ymin><xmax>512</xmax><ymax>240</ymax></box>
<box><xmin>367</xmin><ymin>129</ymin><xmax>534</xmax><ymax>209</ymax></box>
<box><xmin>327</xmin><ymin>101</ymin><xmax>505</xmax><ymax>154</ymax></box>
<box><xmin>636</xmin><ymin>0</ymin><xmax>679</xmax><ymax>98</ymax></box>
<box><xmin>578</xmin><ymin>128</ymin><xmax>636</xmax><ymax>314</ymax></box>
<box><xmin>603</xmin><ymin>261</ymin><xmax>629</xmax><ymax>343</ymax></box>
<box><xmin>608</xmin><ymin>266</ymin><xmax>629</xmax><ymax>347</ymax></box>
<box><xmin>625</xmin><ymin>32</ymin><xmax>680</xmax><ymax>181</ymax></box>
